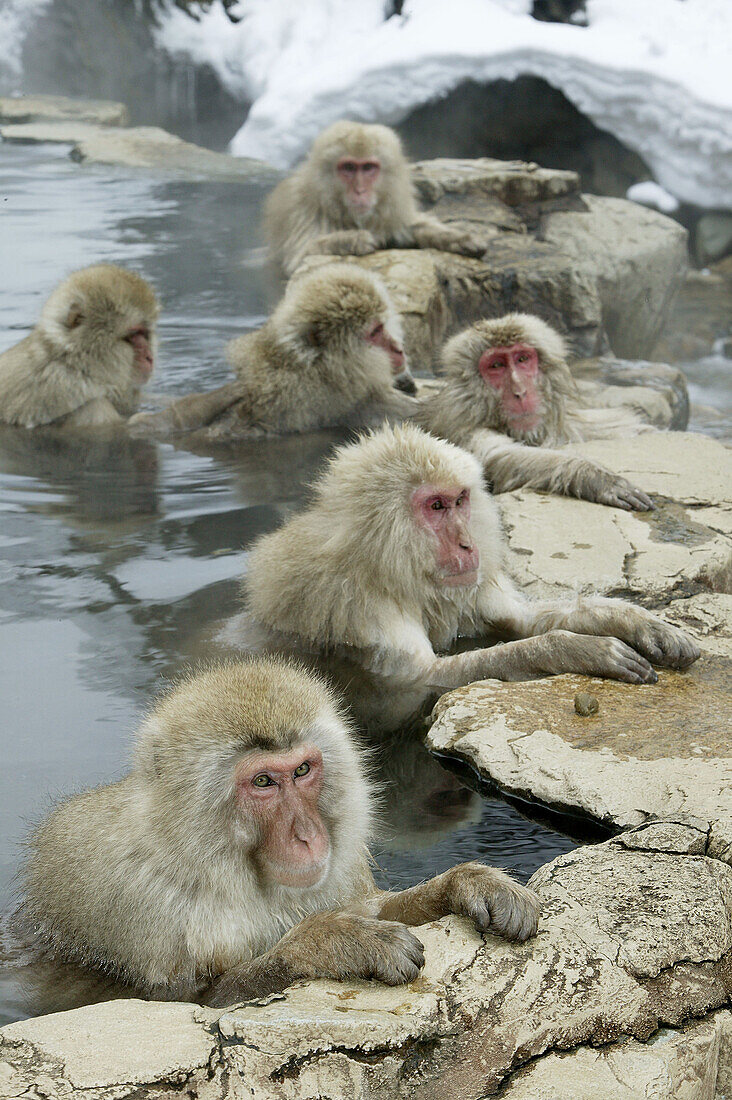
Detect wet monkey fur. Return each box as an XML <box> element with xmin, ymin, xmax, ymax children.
<box><xmin>0</xmin><ymin>265</ymin><xmax>159</xmax><ymax>429</ymax></box>
<box><xmin>129</xmin><ymin>265</ymin><xmax>418</xmax><ymax>439</ymax></box>
<box><xmin>241</xmin><ymin>425</ymin><xmax>699</xmax><ymax>733</ymax></box>
<box><xmin>418</xmin><ymin>314</ymin><xmax>655</xmax><ymax>510</ymax></box>
<box><xmin>265</xmin><ymin>120</ymin><xmax>492</xmax><ymax>277</ymax></box>
<box><xmin>16</xmin><ymin>659</ymin><xmax>540</xmax><ymax>1008</ymax></box>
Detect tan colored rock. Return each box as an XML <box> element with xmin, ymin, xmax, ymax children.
<box><xmin>499</xmin><ymin>1012</ymin><xmax>732</xmax><ymax>1100</ymax></box>
<box><xmin>0</xmin><ymin>94</ymin><xmax>129</xmax><ymax>127</ymax></box>
<box><xmin>427</xmin><ymin>656</ymin><xmax>732</xmax><ymax>833</ymax></box>
<box><xmin>412</xmin><ymin>157</ymin><xmax>581</xmax><ymax>205</ymax></box>
<box><xmin>0</xmin><ymin>999</ymin><xmax>220</xmax><ymax>1096</ymax></box>
<box><xmin>499</xmin><ymin>433</ymin><xmax>732</xmax><ymax>602</ymax></box>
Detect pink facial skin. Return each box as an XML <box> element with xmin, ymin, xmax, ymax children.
<box><xmin>478</xmin><ymin>343</ymin><xmax>542</xmax><ymax>430</ymax></box>
<box><xmin>411</xmin><ymin>485</ymin><xmax>479</xmax><ymax>586</ymax></box>
<box><xmin>336</xmin><ymin>157</ymin><xmax>381</xmax><ymax>210</ymax></box>
<box><xmin>236</xmin><ymin>744</ymin><xmax>330</xmax><ymax>888</ymax></box>
<box><xmin>364</xmin><ymin>320</ymin><xmax>405</xmax><ymax>374</ymax></box>
<box><xmin>126</xmin><ymin>327</ymin><xmax>154</xmax><ymax>381</ymax></box>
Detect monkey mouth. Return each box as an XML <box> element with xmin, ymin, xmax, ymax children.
<box><xmin>268</xmin><ymin>853</ymin><xmax>331</xmax><ymax>890</ymax></box>
<box><xmin>440</xmin><ymin>569</ymin><xmax>479</xmax><ymax>587</ymax></box>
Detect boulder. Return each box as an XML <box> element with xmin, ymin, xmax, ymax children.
<box><xmin>3</xmin><ymin>826</ymin><xmax>731</xmax><ymax>1098</ymax></box>
<box><xmin>653</xmin><ymin>258</ymin><xmax>732</xmax><ymax>362</ymax></box>
<box><xmin>572</xmin><ymin>356</ymin><xmax>690</xmax><ymax>431</ymax></box>
<box><xmin>0</xmin><ymin>94</ymin><xmax>129</xmax><ymax>127</ymax></box>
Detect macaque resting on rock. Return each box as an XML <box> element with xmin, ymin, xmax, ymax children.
<box><xmin>265</xmin><ymin>120</ymin><xmax>491</xmax><ymax>277</ymax></box>
<box><xmin>0</xmin><ymin>265</ymin><xmax>158</xmax><ymax>429</ymax></box>
<box><xmin>417</xmin><ymin>313</ymin><xmax>655</xmax><ymax>510</ymax></box>
<box><xmin>239</xmin><ymin>425</ymin><xmax>699</xmax><ymax>732</ymax></box>
<box><xmin>15</xmin><ymin>659</ymin><xmax>539</xmax><ymax>1009</ymax></box>
<box><xmin>129</xmin><ymin>265</ymin><xmax>417</xmax><ymax>441</ymax></box>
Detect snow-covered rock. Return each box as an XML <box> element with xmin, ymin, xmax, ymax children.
<box><xmin>156</xmin><ymin>0</ymin><xmax>732</xmax><ymax>210</ymax></box>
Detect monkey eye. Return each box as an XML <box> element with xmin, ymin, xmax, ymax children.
<box><xmin>293</xmin><ymin>762</ymin><xmax>311</xmax><ymax>778</ymax></box>
<box><xmin>517</xmin><ymin>354</ymin><xmax>529</xmax><ymax>363</ymax></box>
<box><xmin>252</xmin><ymin>773</ymin><xmax>274</xmax><ymax>788</ymax></box>
<box><xmin>338</xmin><ymin>161</ymin><xmax>357</xmax><ymax>175</ymax></box>
<box><xmin>489</xmin><ymin>357</ymin><xmax>506</xmax><ymax>369</ymax></box>
<box><xmin>363</xmin><ymin>162</ymin><xmax>380</xmax><ymax>174</ymax></box>
<box><xmin>430</xmin><ymin>499</ymin><xmax>445</xmax><ymax>511</ymax></box>
<box><xmin>456</xmin><ymin>493</ymin><xmax>466</xmax><ymax>506</ymax></box>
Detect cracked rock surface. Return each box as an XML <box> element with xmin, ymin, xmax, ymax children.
<box><xmin>498</xmin><ymin>432</ymin><xmax>732</xmax><ymax>602</ymax></box>
<box><xmin>2</xmin><ymin>826</ymin><xmax>731</xmax><ymax>1098</ymax></box>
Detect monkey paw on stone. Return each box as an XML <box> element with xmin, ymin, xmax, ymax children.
<box><xmin>443</xmin><ymin>863</ymin><xmax>541</xmax><ymax>943</ymax></box>
<box><xmin>620</xmin><ymin>615</ymin><xmax>701</xmax><ymax>670</ymax></box>
<box><xmin>593</xmin><ymin>472</ymin><xmax>654</xmax><ymax>512</ymax></box>
<box><xmin>292</xmin><ymin>912</ymin><xmax>426</xmax><ymax>985</ymax></box>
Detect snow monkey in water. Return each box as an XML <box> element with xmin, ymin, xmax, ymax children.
<box><xmin>240</xmin><ymin>424</ymin><xmax>699</xmax><ymax>733</ymax></box>
<box><xmin>264</xmin><ymin>120</ymin><xmax>492</xmax><ymax>277</ymax></box>
<box><xmin>129</xmin><ymin>264</ymin><xmax>418</xmax><ymax>440</ymax></box>
<box><xmin>417</xmin><ymin>313</ymin><xmax>655</xmax><ymax>510</ymax></box>
<box><xmin>16</xmin><ymin>658</ymin><xmax>539</xmax><ymax>1012</ymax></box>
<box><xmin>0</xmin><ymin>265</ymin><xmax>159</xmax><ymax>430</ymax></box>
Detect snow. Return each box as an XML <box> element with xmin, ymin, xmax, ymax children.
<box><xmin>156</xmin><ymin>0</ymin><xmax>732</xmax><ymax>210</ymax></box>
<box><xmin>626</xmin><ymin>181</ymin><xmax>680</xmax><ymax>215</ymax></box>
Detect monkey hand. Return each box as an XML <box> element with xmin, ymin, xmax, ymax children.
<box><xmin>281</xmin><ymin>911</ymin><xmax>425</xmax><ymax>985</ymax></box>
<box><xmin>537</xmin><ymin>630</ymin><xmax>659</xmax><ymax>684</ymax></box>
<box><xmin>608</xmin><ymin>612</ymin><xmax>701</xmax><ymax>670</ymax></box>
<box><xmin>312</xmin><ymin>229</ymin><xmax>379</xmax><ymax>257</ymax></box>
<box><xmin>441</xmin><ymin>863</ymin><xmax>540</xmax><ymax>943</ymax></box>
<box><xmin>590</xmin><ymin>472</ymin><xmax>655</xmax><ymax>512</ymax></box>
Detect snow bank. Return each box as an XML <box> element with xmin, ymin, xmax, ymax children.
<box><xmin>0</xmin><ymin>0</ymin><xmax>51</xmax><ymax>81</ymax></box>
<box><xmin>157</xmin><ymin>0</ymin><xmax>732</xmax><ymax>210</ymax></box>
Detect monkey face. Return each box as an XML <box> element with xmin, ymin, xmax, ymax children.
<box><xmin>363</xmin><ymin>318</ymin><xmax>405</xmax><ymax>375</ymax></box>
<box><xmin>336</xmin><ymin>157</ymin><xmax>381</xmax><ymax>211</ymax></box>
<box><xmin>411</xmin><ymin>484</ymin><xmax>479</xmax><ymax>587</ymax></box>
<box><xmin>478</xmin><ymin>343</ymin><xmax>543</xmax><ymax>433</ymax></box>
<box><xmin>124</xmin><ymin>326</ymin><xmax>155</xmax><ymax>381</ymax></box>
<box><xmin>235</xmin><ymin>744</ymin><xmax>331</xmax><ymax>888</ymax></box>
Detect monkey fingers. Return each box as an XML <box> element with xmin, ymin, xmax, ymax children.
<box><xmin>594</xmin><ymin>475</ymin><xmax>655</xmax><ymax>512</ymax></box>
<box><xmin>542</xmin><ymin>631</ymin><xmax>658</xmax><ymax>684</ymax></box>
<box><xmin>313</xmin><ymin>229</ymin><xmax>379</xmax><ymax>257</ymax></box>
<box><xmin>442</xmin><ymin>863</ymin><xmax>541</xmax><ymax>943</ymax></box>
<box><xmin>619</xmin><ymin>617</ymin><xmax>701</xmax><ymax>670</ymax></box>
<box><xmin>281</xmin><ymin>911</ymin><xmax>425</xmax><ymax>986</ymax></box>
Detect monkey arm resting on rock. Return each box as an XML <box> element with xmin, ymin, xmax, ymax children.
<box><xmin>417</xmin><ymin>313</ymin><xmax>654</xmax><ymax>511</ymax></box>
<box><xmin>17</xmin><ymin>659</ymin><xmax>540</xmax><ymax>1011</ymax></box>
<box><xmin>242</xmin><ymin>424</ymin><xmax>698</xmax><ymax>732</ymax></box>
<box><xmin>265</xmin><ymin>120</ymin><xmax>491</xmax><ymax>277</ymax></box>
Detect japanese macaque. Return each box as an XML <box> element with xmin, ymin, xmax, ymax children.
<box><xmin>240</xmin><ymin>425</ymin><xmax>699</xmax><ymax>733</ymax></box>
<box><xmin>15</xmin><ymin>659</ymin><xmax>539</xmax><ymax>1010</ymax></box>
<box><xmin>264</xmin><ymin>120</ymin><xmax>490</xmax><ymax>277</ymax></box>
<box><xmin>129</xmin><ymin>265</ymin><xmax>417</xmax><ymax>441</ymax></box>
<box><xmin>0</xmin><ymin>265</ymin><xmax>159</xmax><ymax>429</ymax></box>
<box><xmin>417</xmin><ymin>314</ymin><xmax>655</xmax><ymax>511</ymax></box>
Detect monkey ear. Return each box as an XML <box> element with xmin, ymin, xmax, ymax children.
<box><xmin>64</xmin><ymin>305</ymin><xmax>84</xmax><ymax>330</ymax></box>
<box><xmin>302</xmin><ymin>324</ymin><xmax>323</xmax><ymax>350</ymax></box>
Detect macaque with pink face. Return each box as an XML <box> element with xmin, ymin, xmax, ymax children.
<box><xmin>16</xmin><ymin>659</ymin><xmax>540</xmax><ymax>1013</ymax></box>
<box><xmin>417</xmin><ymin>313</ymin><xmax>655</xmax><ymax>510</ymax></box>
<box><xmin>264</xmin><ymin>120</ymin><xmax>492</xmax><ymax>277</ymax></box>
<box><xmin>241</xmin><ymin>424</ymin><xmax>698</xmax><ymax>734</ymax></box>
<box><xmin>0</xmin><ymin>265</ymin><xmax>159</xmax><ymax>430</ymax></box>
<box><xmin>129</xmin><ymin>265</ymin><xmax>418</xmax><ymax>440</ymax></box>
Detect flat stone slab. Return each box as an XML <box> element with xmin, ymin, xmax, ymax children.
<box><xmin>0</xmin><ymin>94</ymin><xmax>128</xmax><ymax>127</ymax></box>
<box><xmin>499</xmin><ymin>432</ymin><xmax>732</xmax><ymax>603</ymax></box>
<box><xmin>1</xmin><ymin>122</ymin><xmax>277</xmax><ymax>182</ymax></box>
<box><xmin>3</xmin><ymin>826</ymin><xmax>731</xmax><ymax>1098</ymax></box>
<box><xmin>412</xmin><ymin>157</ymin><xmax>581</xmax><ymax>205</ymax></box>
<box><xmin>427</xmin><ymin>651</ymin><xmax>732</xmax><ymax>832</ymax></box>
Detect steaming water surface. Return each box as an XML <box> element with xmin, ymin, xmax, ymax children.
<box><xmin>2</xmin><ymin>141</ymin><xmax>724</xmax><ymax>1024</ymax></box>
